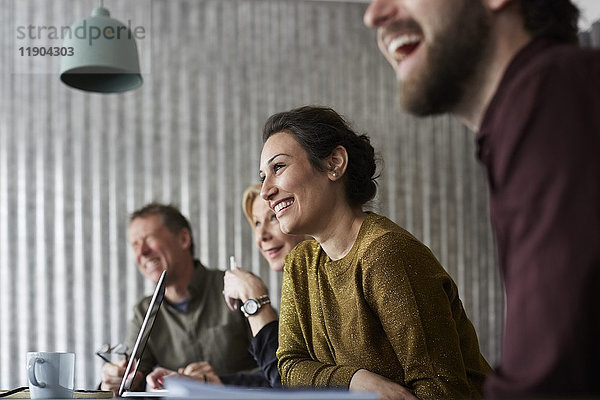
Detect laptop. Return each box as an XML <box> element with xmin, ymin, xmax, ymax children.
<box><xmin>118</xmin><ymin>270</ymin><xmax>168</xmax><ymax>398</ymax></box>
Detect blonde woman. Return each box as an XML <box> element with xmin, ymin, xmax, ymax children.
<box><xmin>221</xmin><ymin>183</ymin><xmax>305</xmax><ymax>387</ymax></box>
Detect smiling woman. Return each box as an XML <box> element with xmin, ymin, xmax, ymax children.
<box><xmin>242</xmin><ymin>183</ymin><xmax>306</xmax><ymax>272</ymax></box>
<box><xmin>260</xmin><ymin>106</ymin><xmax>492</xmax><ymax>400</ymax></box>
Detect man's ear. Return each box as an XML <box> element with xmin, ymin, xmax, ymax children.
<box><xmin>179</xmin><ymin>228</ymin><xmax>191</xmax><ymax>250</ymax></box>
<box><xmin>327</xmin><ymin>145</ymin><xmax>349</xmax><ymax>181</ymax></box>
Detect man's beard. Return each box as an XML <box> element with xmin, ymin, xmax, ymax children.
<box><xmin>398</xmin><ymin>2</ymin><xmax>491</xmax><ymax>116</ymax></box>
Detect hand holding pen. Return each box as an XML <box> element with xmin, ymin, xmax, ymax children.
<box><xmin>223</xmin><ymin>256</ymin><xmax>269</xmax><ymax>312</ymax></box>
<box><xmin>97</xmin><ymin>345</ymin><xmax>144</xmax><ymax>396</ymax></box>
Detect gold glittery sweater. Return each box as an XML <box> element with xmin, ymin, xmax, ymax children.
<box><xmin>277</xmin><ymin>213</ymin><xmax>491</xmax><ymax>399</ymax></box>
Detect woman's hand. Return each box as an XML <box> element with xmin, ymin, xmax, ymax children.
<box><xmin>349</xmin><ymin>369</ymin><xmax>417</xmax><ymax>400</ymax></box>
<box><xmin>223</xmin><ymin>267</ymin><xmax>268</xmax><ymax>311</ymax></box>
<box><xmin>223</xmin><ymin>267</ymin><xmax>278</xmax><ymax>336</ymax></box>
<box><xmin>178</xmin><ymin>362</ymin><xmax>222</xmax><ymax>385</ymax></box>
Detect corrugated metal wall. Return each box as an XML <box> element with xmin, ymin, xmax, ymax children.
<box><xmin>0</xmin><ymin>0</ymin><xmax>505</xmax><ymax>389</ymax></box>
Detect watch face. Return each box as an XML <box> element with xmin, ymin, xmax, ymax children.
<box><xmin>243</xmin><ymin>299</ymin><xmax>259</xmax><ymax>315</ymax></box>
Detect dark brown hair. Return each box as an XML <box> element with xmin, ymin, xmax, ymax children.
<box><xmin>263</xmin><ymin>105</ymin><xmax>378</xmax><ymax>206</ymax></box>
<box><xmin>521</xmin><ymin>0</ymin><xmax>579</xmax><ymax>43</ymax></box>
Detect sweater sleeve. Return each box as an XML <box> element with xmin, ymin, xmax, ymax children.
<box><xmin>276</xmin><ymin>252</ymin><xmax>361</xmax><ymax>388</ymax></box>
<box><xmin>248</xmin><ymin>320</ymin><xmax>282</xmax><ymax>388</ymax></box>
<box><xmin>361</xmin><ymin>233</ymin><xmax>480</xmax><ymax>399</ymax></box>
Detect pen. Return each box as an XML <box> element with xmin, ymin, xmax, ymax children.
<box><xmin>95</xmin><ymin>352</ymin><xmax>115</xmax><ymax>365</ymax></box>
<box><xmin>96</xmin><ymin>344</ymin><xmax>129</xmax><ymax>365</ymax></box>
<box><xmin>228</xmin><ymin>256</ymin><xmax>240</xmax><ymax>310</ymax></box>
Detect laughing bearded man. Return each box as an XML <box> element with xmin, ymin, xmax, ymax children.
<box><xmin>364</xmin><ymin>0</ymin><xmax>600</xmax><ymax>398</ymax></box>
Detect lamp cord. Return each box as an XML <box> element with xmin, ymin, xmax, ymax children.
<box><xmin>0</xmin><ymin>387</ymin><xmax>28</xmax><ymax>398</ymax></box>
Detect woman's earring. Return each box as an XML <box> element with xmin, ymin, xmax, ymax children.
<box><xmin>332</xmin><ymin>171</ymin><xmax>338</xmax><ymax>177</ymax></box>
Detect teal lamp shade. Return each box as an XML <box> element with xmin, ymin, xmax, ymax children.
<box><xmin>60</xmin><ymin>7</ymin><xmax>142</xmax><ymax>93</ymax></box>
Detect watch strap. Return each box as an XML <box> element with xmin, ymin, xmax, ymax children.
<box><xmin>256</xmin><ymin>295</ymin><xmax>271</xmax><ymax>306</ymax></box>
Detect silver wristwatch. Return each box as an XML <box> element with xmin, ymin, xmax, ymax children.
<box><xmin>240</xmin><ymin>295</ymin><xmax>271</xmax><ymax>317</ymax></box>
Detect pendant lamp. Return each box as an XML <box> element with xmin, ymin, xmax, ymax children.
<box><xmin>60</xmin><ymin>1</ymin><xmax>143</xmax><ymax>93</ymax></box>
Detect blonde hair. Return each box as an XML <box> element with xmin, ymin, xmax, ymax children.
<box><xmin>242</xmin><ymin>183</ymin><xmax>262</xmax><ymax>228</ymax></box>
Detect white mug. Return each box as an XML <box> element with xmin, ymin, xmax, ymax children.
<box><xmin>26</xmin><ymin>352</ymin><xmax>75</xmax><ymax>399</ymax></box>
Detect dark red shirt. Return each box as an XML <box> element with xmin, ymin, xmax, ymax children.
<box><xmin>478</xmin><ymin>38</ymin><xmax>600</xmax><ymax>398</ymax></box>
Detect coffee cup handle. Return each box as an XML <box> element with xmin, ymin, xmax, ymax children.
<box><xmin>27</xmin><ymin>357</ymin><xmax>46</xmax><ymax>388</ymax></box>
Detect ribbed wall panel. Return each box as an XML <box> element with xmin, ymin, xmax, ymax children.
<box><xmin>0</xmin><ymin>0</ymin><xmax>509</xmax><ymax>389</ymax></box>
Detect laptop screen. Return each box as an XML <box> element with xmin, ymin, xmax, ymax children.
<box><xmin>118</xmin><ymin>270</ymin><xmax>167</xmax><ymax>397</ymax></box>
